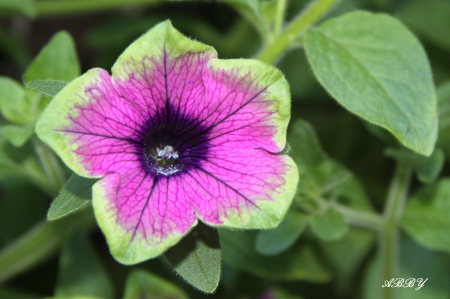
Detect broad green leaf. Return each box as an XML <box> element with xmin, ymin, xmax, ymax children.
<box><xmin>402</xmin><ymin>178</ymin><xmax>450</xmax><ymax>253</ymax></box>
<box><xmin>255</xmin><ymin>209</ymin><xmax>309</xmax><ymax>255</ymax></box>
<box><xmin>310</xmin><ymin>207</ymin><xmax>348</xmax><ymax>241</ymax></box>
<box><xmin>24</xmin><ymin>31</ymin><xmax>80</xmax><ymax>83</ymax></box>
<box><xmin>319</xmin><ymin>228</ymin><xmax>375</xmax><ymax>296</ymax></box>
<box><xmin>363</xmin><ymin>236</ymin><xmax>448</xmax><ymax>299</ymax></box>
<box><xmin>0</xmin><ymin>77</ymin><xmax>28</xmax><ymax>125</ymax></box>
<box><xmin>437</xmin><ymin>82</ymin><xmax>450</xmax><ymax>157</ymax></box>
<box><xmin>219</xmin><ymin>229</ymin><xmax>331</xmax><ymax>282</ymax></box>
<box><xmin>0</xmin><ymin>210</ymin><xmax>95</xmax><ymax>284</ymax></box>
<box><xmin>123</xmin><ymin>270</ymin><xmax>189</xmax><ymax>299</ymax></box>
<box><xmin>47</xmin><ymin>174</ymin><xmax>97</xmax><ymax>221</ymax></box>
<box><xmin>0</xmin><ymin>0</ymin><xmax>36</xmax><ymax>17</ymax></box>
<box><xmin>385</xmin><ymin>147</ymin><xmax>444</xmax><ymax>184</ymax></box>
<box><xmin>25</xmin><ymin>80</ymin><xmax>68</xmax><ymax>98</ymax></box>
<box><xmin>54</xmin><ymin>232</ymin><xmax>114</xmax><ymax>299</ymax></box>
<box><xmin>400</xmin><ymin>0</ymin><xmax>450</xmax><ymax>51</ymax></box>
<box><xmin>304</xmin><ymin>11</ymin><xmax>437</xmax><ymax>156</ymax></box>
<box><xmin>164</xmin><ymin>223</ymin><xmax>221</xmax><ymax>293</ymax></box>
<box><xmin>0</xmin><ymin>125</ymin><xmax>34</xmax><ymax>147</ymax></box>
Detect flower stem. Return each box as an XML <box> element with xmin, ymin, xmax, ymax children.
<box><xmin>256</xmin><ymin>0</ymin><xmax>339</xmax><ymax>63</ymax></box>
<box><xmin>274</xmin><ymin>0</ymin><xmax>287</xmax><ymax>35</ymax></box>
<box><xmin>32</xmin><ymin>137</ymin><xmax>66</xmax><ymax>192</ymax></box>
<box><xmin>379</xmin><ymin>163</ymin><xmax>412</xmax><ymax>299</ymax></box>
<box><xmin>333</xmin><ymin>203</ymin><xmax>384</xmax><ymax>231</ymax></box>
<box><xmin>35</xmin><ymin>0</ymin><xmax>161</xmax><ymax>16</ymax></box>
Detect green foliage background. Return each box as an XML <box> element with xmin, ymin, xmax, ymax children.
<box><xmin>1</xmin><ymin>0</ymin><xmax>450</xmax><ymax>299</ymax></box>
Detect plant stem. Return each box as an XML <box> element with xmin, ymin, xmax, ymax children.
<box><xmin>0</xmin><ymin>209</ymin><xmax>95</xmax><ymax>284</ymax></box>
<box><xmin>257</xmin><ymin>0</ymin><xmax>338</xmax><ymax>63</ymax></box>
<box><xmin>274</xmin><ymin>0</ymin><xmax>287</xmax><ymax>35</ymax></box>
<box><xmin>379</xmin><ymin>163</ymin><xmax>412</xmax><ymax>299</ymax></box>
<box><xmin>333</xmin><ymin>203</ymin><xmax>384</xmax><ymax>231</ymax></box>
<box><xmin>35</xmin><ymin>0</ymin><xmax>161</xmax><ymax>16</ymax></box>
<box><xmin>33</xmin><ymin>137</ymin><xmax>66</xmax><ymax>192</ymax></box>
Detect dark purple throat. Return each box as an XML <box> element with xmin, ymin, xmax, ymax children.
<box><xmin>137</xmin><ymin>104</ymin><xmax>210</xmax><ymax>177</ymax></box>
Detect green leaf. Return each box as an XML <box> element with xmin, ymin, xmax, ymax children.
<box><xmin>363</xmin><ymin>236</ymin><xmax>448</xmax><ymax>299</ymax></box>
<box><xmin>47</xmin><ymin>174</ymin><xmax>97</xmax><ymax>221</ymax></box>
<box><xmin>0</xmin><ymin>0</ymin><xmax>36</xmax><ymax>17</ymax></box>
<box><xmin>0</xmin><ymin>125</ymin><xmax>34</xmax><ymax>147</ymax></box>
<box><xmin>25</xmin><ymin>80</ymin><xmax>68</xmax><ymax>98</ymax></box>
<box><xmin>223</xmin><ymin>0</ymin><xmax>269</xmax><ymax>39</ymax></box>
<box><xmin>400</xmin><ymin>0</ymin><xmax>450</xmax><ymax>51</ymax></box>
<box><xmin>402</xmin><ymin>178</ymin><xmax>450</xmax><ymax>253</ymax></box>
<box><xmin>318</xmin><ymin>228</ymin><xmax>375</xmax><ymax>296</ymax></box>
<box><xmin>436</xmin><ymin>81</ymin><xmax>450</xmax><ymax>157</ymax></box>
<box><xmin>123</xmin><ymin>269</ymin><xmax>189</xmax><ymax>299</ymax></box>
<box><xmin>24</xmin><ymin>31</ymin><xmax>80</xmax><ymax>83</ymax></box>
<box><xmin>310</xmin><ymin>207</ymin><xmax>348</xmax><ymax>241</ymax></box>
<box><xmin>0</xmin><ymin>77</ymin><xmax>28</xmax><ymax>125</ymax></box>
<box><xmin>304</xmin><ymin>11</ymin><xmax>437</xmax><ymax>156</ymax></box>
<box><xmin>219</xmin><ymin>229</ymin><xmax>331</xmax><ymax>282</ymax></box>
<box><xmin>0</xmin><ymin>211</ymin><xmax>95</xmax><ymax>284</ymax></box>
<box><xmin>289</xmin><ymin>119</ymin><xmax>352</xmax><ymax>201</ymax></box>
<box><xmin>385</xmin><ymin>147</ymin><xmax>444</xmax><ymax>184</ymax></box>
<box><xmin>255</xmin><ymin>209</ymin><xmax>309</xmax><ymax>255</ymax></box>
<box><xmin>164</xmin><ymin>222</ymin><xmax>221</xmax><ymax>293</ymax></box>
<box><xmin>54</xmin><ymin>232</ymin><xmax>114</xmax><ymax>299</ymax></box>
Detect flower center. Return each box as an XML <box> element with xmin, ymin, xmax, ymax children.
<box><xmin>137</xmin><ymin>106</ymin><xmax>211</xmax><ymax>178</ymax></box>
<box><xmin>155</xmin><ymin>145</ymin><xmax>179</xmax><ymax>166</ymax></box>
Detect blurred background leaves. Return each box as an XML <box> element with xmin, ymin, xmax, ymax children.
<box><xmin>1</xmin><ymin>0</ymin><xmax>450</xmax><ymax>298</ymax></box>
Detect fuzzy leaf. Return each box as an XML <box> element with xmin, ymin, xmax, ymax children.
<box><xmin>55</xmin><ymin>232</ymin><xmax>114</xmax><ymax>299</ymax></box>
<box><xmin>25</xmin><ymin>80</ymin><xmax>68</xmax><ymax>98</ymax></box>
<box><xmin>219</xmin><ymin>229</ymin><xmax>331</xmax><ymax>282</ymax></box>
<box><xmin>385</xmin><ymin>147</ymin><xmax>444</xmax><ymax>184</ymax></box>
<box><xmin>47</xmin><ymin>174</ymin><xmax>97</xmax><ymax>221</ymax></box>
<box><xmin>402</xmin><ymin>178</ymin><xmax>450</xmax><ymax>253</ymax></box>
<box><xmin>255</xmin><ymin>209</ymin><xmax>309</xmax><ymax>255</ymax></box>
<box><xmin>0</xmin><ymin>125</ymin><xmax>34</xmax><ymax>147</ymax></box>
<box><xmin>304</xmin><ymin>11</ymin><xmax>437</xmax><ymax>156</ymax></box>
<box><xmin>123</xmin><ymin>270</ymin><xmax>189</xmax><ymax>299</ymax></box>
<box><xmin>24</xmin><ymin>31</ymin><xmax>80</xmax><ymax>83</ymax></box>
<box><xmin>164</xmin><ymin>223</ymin><xmax>221</xmax><ymax>293</ymax></box>
<box><xmin>310</xmin><ymin>207</ymin><xmax>348</xmax><ymax>241</ymax></box>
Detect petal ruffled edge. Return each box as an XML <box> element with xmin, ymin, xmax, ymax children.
<box><xmin>36</xmin><ymin>68</ymin><xmax>115</xmax><ymax>178</ymax></box>
<box><xmin>92</xmin><ymin>172</ymin><xmax>199</xmax><ymax>264</ymax></box>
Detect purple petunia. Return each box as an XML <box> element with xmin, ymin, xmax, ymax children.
<box><xmin>36</xmin><ymin>21</ymin><xmax>298</xmax><ymax>264</ymax></box>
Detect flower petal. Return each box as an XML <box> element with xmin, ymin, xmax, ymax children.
<box><xmin>183</xmin><ymin>148</ymin><xmax>298</xmax><ymax>229</ymax></box>
<box><xmin>36</xmin><ymin>68</ymin><xmax>145</xmax><ymax>177</ymax></box>
<box><xmin>93</xmin><ymin>170</ymin><xmax>198</xmax><ymax>264</ymax></box>
<box><xmin>200</xmin><ymin>59</ymin><xmax>291</xmax><ymax>153</ymax></box>
<box><xmin>111</xmin><ymin>20</ymin><xmax>217</xmax><ymax>120</ymax></box>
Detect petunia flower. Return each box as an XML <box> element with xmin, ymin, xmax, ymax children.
<box><xmin>36</xmin><ymin>21</ymin><xmax>298</xmax><ymax>264</ymax></box>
